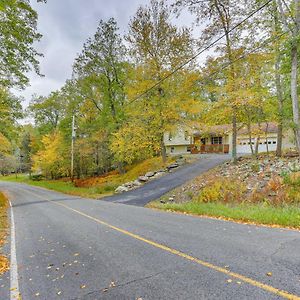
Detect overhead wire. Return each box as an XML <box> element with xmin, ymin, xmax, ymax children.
<box><xmin>126</xmin><ymin>0</ymin><xmax>274</xmax><ymax>105</ymax></box>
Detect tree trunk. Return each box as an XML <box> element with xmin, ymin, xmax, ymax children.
<box><xmin>291</xmin><ymin>40</ymin><xmax>300</xmax><ymax>151</ymax></box>
<box><xmin>247</xmin><ymin>122</ymin><xmax>254</xmax><ymax>155</ymax></box>
<box><xmin>117</xmin><ymin>162</ymin><xmax>125</xmax><ymax>174</ymax></box>
<box><xmin>255</xmin><ymin>136</ymin><xmax>260</xmax><ymax>156</ymax></box>
<box><xmin>265</xmin><ymin>123</ymin><xmax>269</xmax><ymax>155</ymax></box>
<box><xmin>232</xmin><ymin>111</ymin><xmax>237</xmax><ymax>161</ymax></box>
<box><xmin>160</xmin><ymin>137</ymin><xmax>167</xmax><ymax>164</ymax></box>
<box><xmin>274</xmin><ymin>3</ymin><xmax>284</xmax><ymax>157</ymax></box>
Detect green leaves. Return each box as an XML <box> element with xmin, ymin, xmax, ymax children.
<box><xmin>0</xmin><ymin>0</ymin><xmax>43</xmax><ymax>89</ymax></box>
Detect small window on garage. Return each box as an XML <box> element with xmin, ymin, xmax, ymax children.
<box><xmin>273</xmin><ymin>141</ymin><xmax>277</xmax><ymax>144</ymax></box>
<box><xmin>170</xmin><ymin>146</ymin><xmax>175</xmax><ymax>153</ymax></box>
<box><xmin>268</xmin><ymin>141</ymin><xmax>272</xmax><ymax>144</ymax></box>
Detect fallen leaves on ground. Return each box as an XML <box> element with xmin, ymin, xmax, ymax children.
<box><xmin>0</xmin><ymin>255</ymin><xmax>9</xmax><ymax>274</ymax></box>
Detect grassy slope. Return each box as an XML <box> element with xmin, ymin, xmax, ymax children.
<box><xmin>148</xmin><ymin>201</ymin><xmax>300</xmax><ymax>229</ymax></box>
<box><xmin>0</xmin><ymin>192</ymin><xmax>9</xmax><ymax>274</ymax></box>
<box><xmin>0</xmin><ymin>156</ymin><xmax>176</xmax><ymax>199</ymax></box>
<box><xmin>1</xmin><ymin>175</ymin><xmax>102</xmax><ymax>198</ymax></box>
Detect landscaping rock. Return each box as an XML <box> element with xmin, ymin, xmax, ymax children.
<box><xmin>153</xmin><ymin>172</ymin><xmax>165</xmax><ymax>178</ymax></box>
<box><xmin>115</xmin><ymin>185</ymin><xmax>129</xmax><ymax>193</ymax></box>
<box><xmin>168</xmin><ymin>163</ymin><xmax>179</xmax><ymax>169</ymax></box>
<box><xmin>133</xmin><ymin>180</ymin><xmax>142</xmax><ymax>186</ymax></box>
<box><xmin>124</xmin><ymin>181</ymin><xmax>135</xmax><ymax>188</ymax></box>
<box><xmin>138</xmin><ymin>176</ymin><xmax>149</xmax><ymax>182</ymax></box>
<box><xmin>145</xmin><ymin>171</ymin><xmax>155</xmax><ymax>178</ymax></box>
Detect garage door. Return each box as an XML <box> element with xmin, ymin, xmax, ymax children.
<box><xmin>237</xmin><ymin>138</ymin><xmax>277</xmax><ymax>154</ymax></box>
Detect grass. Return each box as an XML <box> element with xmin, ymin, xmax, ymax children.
<box><xmin>147</xmin><ymin>201</ymin><xmax>300</xmax><ymax>229</ymax></box>
<box><xmin>0</xmin><ymin>174</ymin><xmax>110</xmax><ymax>199</ymax></box>
<box><xmin>0</xmin><ymin>192</ymin><xmax>9</xmax><ymax>274</ymax></box>
<box><xmin>0</xmin><ymin>156</ymin><xmax>178</xmax><ymax>199</ymax></box>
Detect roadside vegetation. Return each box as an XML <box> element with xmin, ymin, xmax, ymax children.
<box><xmin>148</xmin><ymin>153</ymin><xmax>300</xmax><ymax>229</ymax></box>
<box><xmin>0</xmin><ymin>192</ymin><xmax>9</xmax><ymax>274</ymax></box>
<box><xmin>0</xmin><ymin>156</ymin><xmax>176</xmax><ymax>198</ymax></box>
<box><xmin>0</xmin><ymin>0</ymin><xmax>300</xmax><ymax>189</ymax></box>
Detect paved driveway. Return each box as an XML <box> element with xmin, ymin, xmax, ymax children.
<box><xmin>103</xmin><ymin>154</ymin><xmax>230</xmax><ymax>206</ymax></box>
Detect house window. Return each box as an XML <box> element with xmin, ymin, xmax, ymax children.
<box><xmin>170</xmin><ymin>146</ymin><xmax>175</xmax><ymax>153</ymax></box>
<box><xmin>187</xmin><ymin>145</ymin><xmax>191</xmax><ymax>153</ymax></box>
<box><xmin>211</xmin><ymin>136</ymin><xmax>223</xmax><ymax>145</ymax></box>
<box><xmin>201</xmin><ymin>138</ymin><xmax>206</xmax><ymax>145</ymax></box>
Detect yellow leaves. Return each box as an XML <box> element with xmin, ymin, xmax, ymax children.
<box><xmin>0</xmin><ymin>133</ymin><xmax>11</xmax><ymax>154</ymax></box>
<box><xmin>110</xmin><ymin>122</ymin><xmax>158</xmax><ymax>165</ymax></box>
<box><xmin>32</xmin><ymin>131</ymin><xmax>67</xmax><ymax>178</ymax></box>
<box><xmin>266</xmin><ymin>272</ymin><xmax>273</xmax><ymax>277</ymax></box>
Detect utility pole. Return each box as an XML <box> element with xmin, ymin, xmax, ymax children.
<box><xmin>71</xmin><ymin>115</ymin><xmax>76</xmax><ymax>180</ymax></box>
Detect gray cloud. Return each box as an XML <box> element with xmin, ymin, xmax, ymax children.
<box><xmin>14</xmin><ymin>0</ymin><xmax>195</xmax><ymax>107</ymax></box>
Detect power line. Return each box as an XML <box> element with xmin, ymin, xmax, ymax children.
<box><xmin>182</xmin><ymin>31</ymin><xmax>288</xmax><ymax>94</ymax></box>
<box><xmin>127</xmin><ymin>0</ymin><xmax>274</xmax><ymax>105</ymax></box>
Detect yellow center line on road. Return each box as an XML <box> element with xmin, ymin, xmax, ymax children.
<box><xmin>21</xmin><ymin>188</ymin><xmax>300</xmax><ymax>300</ymax></box>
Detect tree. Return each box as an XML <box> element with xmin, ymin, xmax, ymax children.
<box><xmin>73</xmin><ymin>18</ymin><xmax>127</xmax><ymax>131</ymax></box>
<box><xmin>126</xmin><ymin>0</ymin><xmax>195</xmax><ymax>162</ymax></box>
<box><xmin>28</xmin><ymin>92</ymin><xmax>65</xmax><ymax>134</ymax></box>
<box><xmin>174</xmin><ymin>0</ymin><xmax>257</xmax><ymax>162</ymax></box>
<box><xmin>0</xmin><ymin>88</ymin><xmax>23</xmax><ymax>139</ymax></box>
<box><xmin>32</xmin><ymin>131</ymin><xmax>68</xmax><ymax>179</ymax></box>
<box><xmin>0</xmin><ymin>0</ymin><xmax>43</xmax><ymax>88</ymax></box>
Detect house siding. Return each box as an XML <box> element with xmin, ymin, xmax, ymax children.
<box><xmin>164</xmin><ymin>124</ymin><xmax>296</xmax><ymax>155</ymax></box>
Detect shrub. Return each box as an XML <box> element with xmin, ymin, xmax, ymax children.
<box><xmin>194</xmin><ymin>178</ymin><xmax>246</xmax><ymax>204</ymax></box>
<box><xmin>31</xmin><ymin>174</ymin><xmax>43</xmax><ymax>181</ymax></box>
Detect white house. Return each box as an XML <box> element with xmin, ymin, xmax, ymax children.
<box><xmin>164</xmin><ymin>122</ymin><xmax>295</xmax><ymax>155</ymax></box>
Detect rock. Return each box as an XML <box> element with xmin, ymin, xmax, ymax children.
<box><xmin>124</xmin><ymin>181</ymin><xmax>135</xmax><ymax>188</ymax></box>
<box><xmin>115</xmin><ymin>185</ymin><xmax>129</xmax><ymax>193</ymax></box>
<box><xmin>153</xmin><ymin>172</ymin><xmax>165</xmax><ymax>178</ymax></box>
<box><xmin>133</xmin><ymin>180</ymin><xmax>142</xmax><ymax>186</ymax></box>
<box><xmin>138</xmin><ymin>176</ymin><xmax>149</xmax><ymax>182</ymax></box>
<box><xmin>168</xmin><ymin>197</ymin><xmax>174</xmax><ymax>202</ymax></box>
<box><xmin>145</xmin><ymin>171</ymin><xmax>155</xmax><ymax>178</ymax></box>
<box><xmin>167</xmin><ymin>163</ymin><xmax>179</xmax><ymax>169</ymax></box>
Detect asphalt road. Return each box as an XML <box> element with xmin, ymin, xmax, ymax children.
<box><xmin>0</xmin><ymin>180</ymin><xmax>300</xmax><ymax>299</ymax></box>
<box><xmin>103</xmin><ymin>154</ymin><xmax>231</xmax><ymax>206</ymax></box>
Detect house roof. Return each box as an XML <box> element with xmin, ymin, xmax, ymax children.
<box><xmin>194</xmin><ymin>122</ymin><xmax>278</xmax><ymax>136</ymax></box>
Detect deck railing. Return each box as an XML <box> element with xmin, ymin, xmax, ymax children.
<box><xmin>191</xmin><ymin>144</ymin><xmax>229</xmax><ymax>154</ymax></box>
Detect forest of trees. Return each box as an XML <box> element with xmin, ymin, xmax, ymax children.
<box><xmin>0</xmin><ymin>0</ymin><xmax>299</xmax><ymax>179</ymax></box>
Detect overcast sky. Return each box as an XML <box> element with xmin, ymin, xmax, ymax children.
<box><xmin>14</xmin><ymin>0</ymin><xmax>194</xmax><ymax>107</ymax></box>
